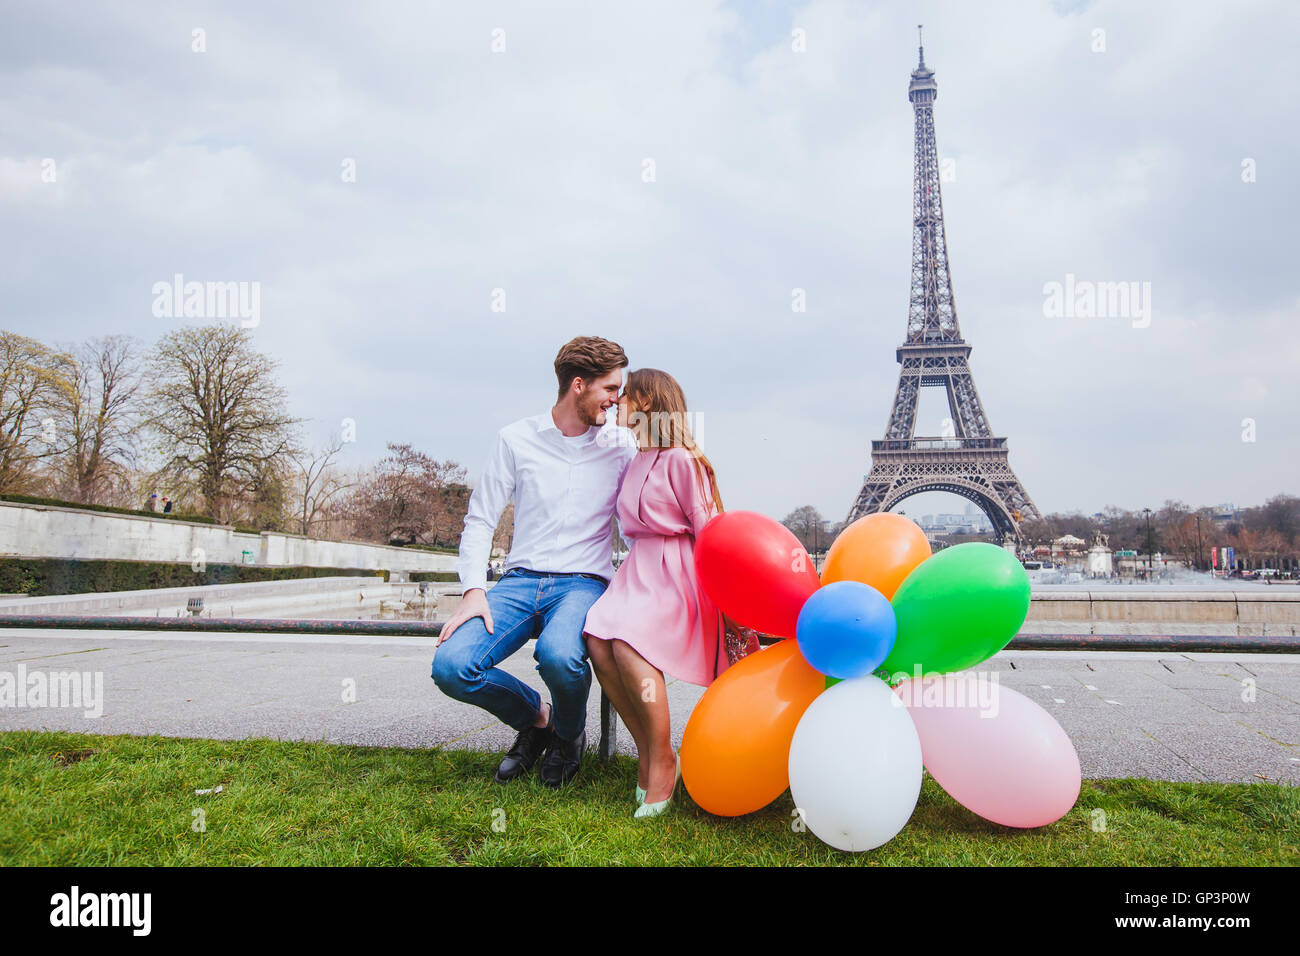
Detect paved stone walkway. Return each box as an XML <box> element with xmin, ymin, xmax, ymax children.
<box><xmin>0</xmin><ymin>629</ymin><xmax>1295</xmax><ymax>784</ymax></box>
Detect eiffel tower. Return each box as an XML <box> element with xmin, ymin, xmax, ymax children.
<box><xmin>847</xmin><ymin>29</ymin><xmax>1040</xmax><ymax>542</ymax></box>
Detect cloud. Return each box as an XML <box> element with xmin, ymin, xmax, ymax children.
<box><xmin>1</xmin><ymin>0</ymin><xmax>1296</xmax><ymax>526</ymax></box>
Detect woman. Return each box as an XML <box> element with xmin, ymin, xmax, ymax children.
<box><xmin>583</xmin><ymin>368</ymin><xmax>730</xmax><ymax>819</ymax></box>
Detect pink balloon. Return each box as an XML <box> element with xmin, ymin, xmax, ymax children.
<box><xmin>893</xmin><ymin>674</ymin><xmax>1081</xmax><ymax>828</ymax></box>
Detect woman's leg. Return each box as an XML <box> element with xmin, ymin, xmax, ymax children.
<box><xmin>610</xmin><ymin>639</ymin><xmax>675</xmax><ymax>803</ymax></box>
<box><xmin>585</xmin><ymin>633</ymin><xmax>651</xmax><ymax>789</ymax></box>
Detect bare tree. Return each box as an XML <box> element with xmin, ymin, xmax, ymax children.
<box><xmin>1256</xmin><ymin>529</ymin><xmax>1290</xmax><ymax>570</ymax></box>
<box><xmin>491</xmin><ymin>500</ymin><xmax>515</xmax><ymax>556</ymax></box>
<box><xmin>343</xmin><ymin>442</ymin><xmax>467</xmax><ymax>545</ymax></box>
<box><xmin>1250</xmin><ymin>494</ymin><xmax>1300</xmax><ymax>544</ymax></box>
<box><xmin>289</xmin><ymin>433</ymin><xmax>354</xmax><ymax>536</ymax></box>
<box><xmin>54</xmin><ymin>335</ymin><xmax>142</xmax><ymax>505</ymax></box>
<box><xmin>425</xmin><ymin>481</ymin><xmax>470</xmax><ymax>549</ymax></box>
<box><xmin>1098</xmin><ymin>506</ymin><xmax>1142</xmax><ymax>552</ymax></box>
<box><xmin>1228</xmin><ymin>527</ymin><xmax>1262</xmax><ymax>570</ymax></box>
<box><xmin>1162</xmin><ymin>514</ymin><xmax>1199</xmax><ymax>566</ymax></box>
<box><xmin>0</xmin><ymin>331</ymin><xmax>75</xmax><ymax>494</ymax></box>
<box><xmin>1019</xmin><ymin>516</ymin><xmax>1056</xmax><ymax>550</ymax></box>
<box><xmin>782</xmin><ymin>505</ymin><xmax>826</xmax><ymax>554</ymax></box>
<box><xmin>141</xmin><ymin>324</ymin><xmax>302</xmax><ymax>521</ymax></box>
<box><xmin>239</xmin><ymin>455</ymin><xmax>293</xmax><ymax>531</ymax></box>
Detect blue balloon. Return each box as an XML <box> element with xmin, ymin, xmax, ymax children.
<box><xmin>796</xmin><ymin>581</ymin><xmax>897</xmax><ymax>679</ymax></box>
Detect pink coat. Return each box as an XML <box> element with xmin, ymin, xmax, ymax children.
<box><xmin>583</xmin><ymin>446</ymin><xmax>729</xmax><ymax>686</ymax></box>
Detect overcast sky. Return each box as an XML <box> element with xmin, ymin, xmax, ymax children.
<box><xmin>3</xmin><ymin>0</ymin><xmax>1297</xmax><ymax>525</ymax></box>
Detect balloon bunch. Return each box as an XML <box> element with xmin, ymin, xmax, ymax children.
<box><xmin>683</xmin><ymin>511</ymin><xmax>1082</xmax><ymax>852</ymax></box>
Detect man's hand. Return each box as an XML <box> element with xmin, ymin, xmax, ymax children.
<box><xmin>436</xmin><ymin>588</ymin><xmax>493</xmax><ymax>646</ymax></box>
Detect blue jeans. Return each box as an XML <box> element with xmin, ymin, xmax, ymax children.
<box><xmin>431</xmin><ymin>568</ymin><xmax>607</xmax><ymax>742</ymax></box>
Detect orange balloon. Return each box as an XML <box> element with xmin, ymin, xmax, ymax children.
<box><xmin>820</xmin><ymin>512</ymin><xmax>931</xmax><ymax>600</ymax></box>
<box><xmin>681</xmin><ymin>638</ymin><xmax>825</xmax><ymax>817</ymax></box>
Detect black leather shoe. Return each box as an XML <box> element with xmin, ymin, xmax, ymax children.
<box><xmin>495</xmin><ymin>711</ymin><xmax>554</xmax><ymax>783</ymax></box>
<box><xmin>538</xmin><ymin>728</ymin><xmax>586</xmax><ymax>788</ymax></box>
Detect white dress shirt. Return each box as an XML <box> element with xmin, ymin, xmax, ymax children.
<box><xmin>456</xmin><ymin>410</ymin><xmax>639</xmax><ymax>594</ymax></box>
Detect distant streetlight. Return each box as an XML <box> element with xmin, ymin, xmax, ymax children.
<box><xmin>1195</xmin><ymin>513</ymin><xmax>1204</xmax><ymax>570</ymax></box>
<box><xmin>1143</xmin><ymin>508</ymin><xmax>1154</xmax><ymax>575</ymax></box>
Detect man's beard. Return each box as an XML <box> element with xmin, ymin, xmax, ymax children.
<box><xmin>580</xmin><ymin>398</ymin><xmax>606</xmax><ymax>427</ymax></box>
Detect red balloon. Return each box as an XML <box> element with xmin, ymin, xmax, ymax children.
<box><xmin>695</xmin><ymin>511</ymin><xmax>821</xmax><ymax>638</ymax></box>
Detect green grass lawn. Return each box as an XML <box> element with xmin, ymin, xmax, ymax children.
<box><xmin>0</xmin><ymin>730</ymin><xmax>1295</xmax><ymax>866</ymax></box>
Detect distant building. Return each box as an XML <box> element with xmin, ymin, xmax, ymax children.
<box><xmin>1212</xmin><ymin>503</ymin><xmax>1239</xmax><ymax>523</ymax></box>
<box><xmin>1052</xmin><ymin>534</ymin><xmax>1086</xmax><ymax>557</ymax></box>
<box><xmin>916</xmin><ymin>509</ymin><xmax>993</xmax><ymax>536</ymax></box>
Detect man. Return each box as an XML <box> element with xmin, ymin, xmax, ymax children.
<box><xmin>432</xmin><ymin>336</ymin><xmax>637</xmax><ymax>787</ymax></box>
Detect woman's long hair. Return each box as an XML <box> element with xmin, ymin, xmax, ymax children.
<box><xmin>624</xmin><ymin>368</ymin><xmax>724</xmax><ymax>516</ymax></box>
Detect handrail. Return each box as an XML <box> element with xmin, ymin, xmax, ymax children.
<box><xmin>0</xmin><ymin>614</ymin><xmax>443</xmax><ymax>637</ymax></box>
<box><xmin>3</xmin><ymin>614</ymin><xmax>1294</xmax><ymax>655</ymax></box>
<box><xmin>1008</xmin><ymin>633</ymin><xmax>1300</xmax><ymax>653</ymax></box>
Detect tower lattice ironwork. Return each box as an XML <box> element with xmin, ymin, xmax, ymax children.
<box><xmin>847</xmin><ymin>30</ymin><xmax>1040</xmax><ymax>541</ymax></box>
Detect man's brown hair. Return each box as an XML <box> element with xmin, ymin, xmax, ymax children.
<box><xmin>553</xmin><ymin>336</ymin><xmax>628</xmax><ymax>400</ymax></box>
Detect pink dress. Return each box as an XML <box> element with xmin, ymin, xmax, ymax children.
<box><xmin>583</xmin><ymin>446</ymin><xmax>729</xmax><ymax>687</ymax></box>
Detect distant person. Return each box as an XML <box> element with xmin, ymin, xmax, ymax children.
<box><xmin>433</xmin><ymin>337</ymin><xmax>637</xmax><ymax>788</ymax></box>
<box><xmin>146</xmin><ymin>493</ymin><xmax>158</xmax><ymax>513</ymax></box>
<box><xmin>162</xmin><ymin>497</ymin><xmax>172</xmax><ymax>514</ymax></box>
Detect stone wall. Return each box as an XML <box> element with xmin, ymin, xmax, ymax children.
<box><xmin>1024</xmin><ymin>589</ymin><xmax>1300</xmax><ymax>637</ymax></box>
<box><xmin>0</xmin><ymin>500</ymin><xmax>457</xmax><ymax>574</ymax></box>
<box><xmin>0</xmin><ymin>576</ymin><xmax>465</xmax><ymax>619</ymax></box>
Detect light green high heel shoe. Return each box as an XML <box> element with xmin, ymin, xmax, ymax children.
<box><xmin>635</xmin><ymin>785</ymin><xmax>646</xmax><ymax>805</ymax></box>
<box><xmin>633</xmin><ymin>751</ymin><xmax>681</xmax><ymax>819</ymax></box>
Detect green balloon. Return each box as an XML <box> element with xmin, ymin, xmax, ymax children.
<box><xmin>827</xmin><ymin>671</ymin><xmax>899</xmax><ymax>689</ymax></box>
<box><xmin>881</xmin><ymin>542</ymin><xmax>1030</xmax><ymax>677</ymax></box>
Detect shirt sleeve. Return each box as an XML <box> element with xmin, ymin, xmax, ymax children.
<box><xmin>665</xmin><ymin>448</ymin><xmax>716</xmax><ymax>539</ymax></box>
<box><xmin>456</xmin><ymin>429</ymin><xmax>516</xmax><ymax>594</ymax></box>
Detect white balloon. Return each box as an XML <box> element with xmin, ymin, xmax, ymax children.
<box><xmin>788</xmin><ymin>676</ymin><xmax>923</xmax><ymax>851</ymax></box>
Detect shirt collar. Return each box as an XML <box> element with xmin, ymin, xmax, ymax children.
<box><xmin>537</xmin><ymin>411</ymin><xmax>594</xmax><ymax>442</ymax></box>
